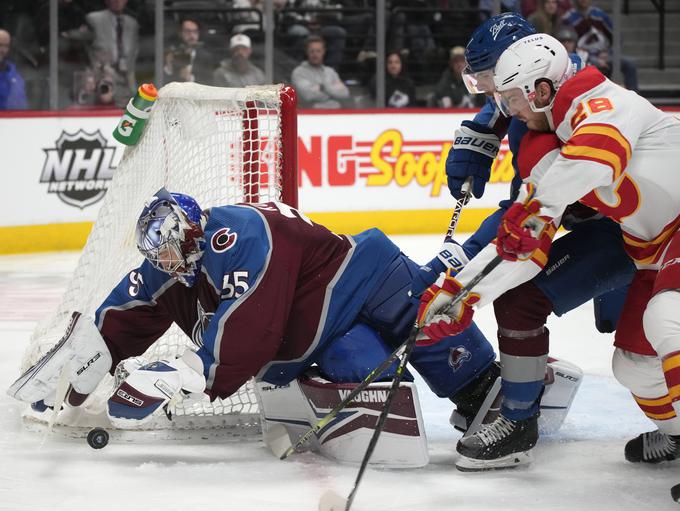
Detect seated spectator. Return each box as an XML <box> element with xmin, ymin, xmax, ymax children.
<box><xmin>528</xmin><ymin>0</ymin><xmax>560</xmax><ymax>36</ymax></box>
<box><xmin>522</xmin><ymin>0</ymin><xmax>571</xmax><ymax>17</ymax></box>
<box><xmin>388</xmin><ymin>0</ymin><xmax>437</xmax><ymax>63</ymax></box>
<box><xmin>291</xmin><ymin>35</ymin><xmax>350</xmax><ymax>109</ymax></box>
<box><xmin>213</xmin><ymin>34</ymin><xmax>266</xmax><ymax>88</ymax></box>
<box><xmin>478</xmin><ymin>0</ymin><xmax>522</xmax><ymax>21</ymax></box>
<box><xmin>434</xmin><ymin>46</ymin><xmax>485</xmax><ymax>109</ymax></box>
<box><xmin>369</xmin><ymin>51</ymin><xmax>415</xmax><ymax>108</ymax></box>
<box><xmin>0</xmin><ymin>29</ymin><xmax>27</xmax><ymax>110</ymax></box>
<box><xmin>70</xmin><ymin>68</ymin><xmax>118</xmax><ymax>109</ymax></box>
<box><xmin>283</xmin><ymin>1</ymin><xmax>347</xmax><ymax>70</ymax></box>
<box><xmin>164</xmin><ymin>18</ymin><xmax>215</xmax><ymax>84</ymax></box>
<box><xmin>562</xmin><ymin>0</ymin><xmax>638</xmax><ymax>91</ymax></box>
<box><xmin>83</xmin><ymin>0</ymin><xmax>139</xmax><ymax>107</ymax></box>
<box><xmin>555</xmin><ymin>25</ymin><xmax>589</xmax><ymax>64</ymax></box>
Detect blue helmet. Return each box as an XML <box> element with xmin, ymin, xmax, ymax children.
<box><xmin>136</xmin><ymin>188</ymin><xmax>205</xmax><ymax>287</ymax></box>
<box><xmin>465</xmin><ymin>13</ymin><xmax>537</xmax><ymax>73</ymax></box>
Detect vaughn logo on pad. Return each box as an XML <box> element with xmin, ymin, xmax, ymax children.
<box><xmin>40</xmin><ymin>129</ymin><xmax>119</xmax><ymax>209</ymax></box>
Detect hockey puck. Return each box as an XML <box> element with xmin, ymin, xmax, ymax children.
<box><xmin>87</xmin><ymin>428</ymin><xmax>109</xmax><ymax>449</ymax></box>
<box><xmin>672</xmin><ymin>483</ymin><xmax>680</xmax><ymax>503</ymax></box>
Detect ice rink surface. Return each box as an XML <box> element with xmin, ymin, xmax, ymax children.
<box><xmin>1</xmin><ymin>234</ymin><xmax>678</xmax><ymax>511</ymax></box>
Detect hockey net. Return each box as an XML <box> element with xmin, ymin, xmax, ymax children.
<box><xmin>21</xmin><ymin>82</ymin><xmax>298</xmax><ymax>438</ymax></box>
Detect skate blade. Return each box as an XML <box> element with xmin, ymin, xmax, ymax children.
<box><xmin>455</xmin><ymin>450</ymin><xmax>533</xmax><ymax>472</ymax></box>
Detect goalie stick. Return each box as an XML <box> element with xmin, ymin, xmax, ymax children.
<box><xmin>319</xmin><ymin>253</ymin><xmax>502</xmax><ymax>511</ymax></box>
<box><xmin>270</xmin><ymin>181</ymin><xmax>475</xmax><ymax>460</ymax></box>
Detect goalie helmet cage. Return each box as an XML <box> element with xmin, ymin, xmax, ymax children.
<box><xmin>21</xmin><ymin>83</ymin><xmax>298</xmax><ymax>439</ymax></box>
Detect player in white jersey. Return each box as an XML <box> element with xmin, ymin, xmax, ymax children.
<box><xmin>417</xmin><ymin>33</ymin><xmax>680</xmax><ymax>469</ymax></box>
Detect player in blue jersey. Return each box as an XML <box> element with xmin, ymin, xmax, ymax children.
<box><xmin>9</xmin><ymin>188</ymin><xmax>507</xmax><ymax>442</ymax></box>
<box><xmin>435</xmin><ymin>14</ymin><xmax>636</xmax><ymax>471</ymax></box>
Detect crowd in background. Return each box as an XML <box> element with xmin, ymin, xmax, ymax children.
<box><xmin>0</xmin><ymin>0</ymin><xmax>637</xmax><ymax>111</ymax></box>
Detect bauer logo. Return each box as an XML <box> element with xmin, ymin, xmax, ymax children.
<box><xmin>40</xmin><ymin>129</ymin><xmax>120</xmax><ymax>209</ymax></box>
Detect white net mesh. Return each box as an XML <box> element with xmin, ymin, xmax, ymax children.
<box><xmin>22</xmin><ymin>83</ymin><xmax>292</xmax><ymax>434</ymax></box>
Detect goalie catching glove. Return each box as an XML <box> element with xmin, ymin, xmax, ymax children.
<box><xmin>7</xmin><ymin>312</ymin><xmax>112</xmax><ymax>409</ymax></box>
<box><xmin>416</xmin><ymin>269</ymin><xmax>479</xmax><ymax>344</ymax></box>
<box><xmin>107</xmin><ymin>350</ymin><xmax>206</xmax><ymax>428</ymax></box>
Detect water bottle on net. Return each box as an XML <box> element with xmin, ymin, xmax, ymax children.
<box><xmin>113</xmin><ymin>83</ymin><xmax>158</xmax><ymax>146</ymax></box>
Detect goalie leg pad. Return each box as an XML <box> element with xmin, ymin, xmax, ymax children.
<box><xmin>7</xmin><ymin>312</ymin><xmax>112</xmax><ymax>405</ymax></box>
<box><xmin>257</xmin><ymin>370</ymin><xmax>429</xmax><ymax>468</ymax></box>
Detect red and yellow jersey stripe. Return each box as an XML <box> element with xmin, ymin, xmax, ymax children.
<box><xmin>633</xmin><ymin>393</ymin><xmax>677</xmax><ymax>421</ymax></box>
<box><xmin>622</xmin><ymin>214</ymin><xmax>680</xmax><ymax>265</ymax></box>
<box><xmin>560</xmin><ymin>123</ymin><xmax>633</xmax><ymax>182</ymax></box>
<box><xmin>663</xmin><ymin>350</ymin><xmax>680</xmax><ymax>403</ymax></box>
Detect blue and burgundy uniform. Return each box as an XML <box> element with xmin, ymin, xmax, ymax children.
<box><xmin>96</xmin><ymin>202</ymin><xmax>494</xmax><ymax>401</ymax></box>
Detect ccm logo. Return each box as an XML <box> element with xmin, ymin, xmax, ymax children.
<box><xmin>453</xmin><ymin>136</ymin><xmax>499</xmax><ymax>154</ymax></box>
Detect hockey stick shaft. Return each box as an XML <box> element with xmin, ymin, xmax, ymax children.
<box><xmin>343</xmin><ymin>327</ymin><xmax>418</xmax><ymax>511</ymax></box>
<box><xmin>444</xmin><ymin>179</ymin><xmax>472</xmax><ymax>243</ymax></box>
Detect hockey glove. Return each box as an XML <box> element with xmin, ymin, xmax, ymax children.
<box><xmin>497</xmin><ymin>192</ymin><xmax>554</xmax><ymax>263</ymax></box>
<box><xmin>107</xmin><ymin>350</ymin><xmax>206</xmax><ymax>428</ymax></box>
<box><xmin>446</xmin><ymin>120</ymin><xmax>501</xmax><ymax>200</ymax></box>
<box><xmin>410</xmin><ymin>241</ymin><xmax>471</xmax><ymax>298</ymax></box>
<box><xmin>416</xmin><ymin>269</ymin><xmax>480</xmax><ymax>344</ymax></box>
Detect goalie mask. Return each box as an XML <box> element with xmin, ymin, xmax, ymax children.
<box><xmin>136</xmin><ymin>188</ymin><xmax>206</xmax><ymax>287</ymax></box>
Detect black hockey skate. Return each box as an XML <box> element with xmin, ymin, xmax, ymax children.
<box><xmin>625</xmin><ymin>430</ymin><xmax>680</xmax><ymax>463</ymax></box>
<box><xmin>449</xmin><ymin>362</ymin><xmax>501</xmax><ymax>433</ymax></box>
<box><xmin>455</xmin><ymin>412</ymin><xmax>539</xmax><ymax>471</ymax></box>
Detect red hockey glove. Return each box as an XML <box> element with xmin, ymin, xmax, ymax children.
<box><xmin>416</xmin><ymin>269</ymin><xmax>480</xmax><ymax>345</ymax></box>
<box><xmin>497</xmin><ymin>196</ymin><xmax>552</xmax><ymax>262</ymax></box>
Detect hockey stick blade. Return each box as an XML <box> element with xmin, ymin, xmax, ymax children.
<box><xmin>318</xmin><ymin>489</ymin><xmax>348</xmax><ymax>511</ymax></box>
<box><xmin>264</xmin><ymin>423</ymin><xmax>293</xmax><ymax>459</ymax></box>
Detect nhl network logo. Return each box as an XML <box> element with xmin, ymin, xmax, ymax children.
<box><xmin>40</xmin><ymin>130</ymin><xmax>119</xmax><ymax>209</ymax></box>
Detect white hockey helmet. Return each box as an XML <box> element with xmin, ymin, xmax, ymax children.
<box><xmin>492</xmin><ymin>33</ymin><xmax>574</xmax><ymax>117</ymax></box>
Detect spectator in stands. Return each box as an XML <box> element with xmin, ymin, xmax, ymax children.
<box><xmin>164</xmin><ymin>18</ymin><xmax>215</xmax><ymax>85</ymax></box>
<box><xmin>562</xmin><ymin>0</ymin><xmax>638</xmax><ymax>91</ymax></box>
<box><xmin>478</xmin><ymin>0</ymin><xmax>522</xmax><ymax>21</ymax></box>
<box><xmin>528</xmin><ymin>0</ymin><xmax>560</xmax><ymax>36</ymax></box>
<box><xmin>284</xmin><ymin>1</ymin><xmax>347</xmax><ymax>70</ymax></box>
<box><xmin>555</xmin><ymin>24</ymin><xmax>589</xmax><ymax>64</ymax></box>
<box><xmin>213</xmin><ymin>34</ymin><xmax>265</xmax><ymax>88</ymax></box>
<box><xmin>388</xmin><ymin>0</ymin><xmax>437</xmax><ymax>64</ymax></box>
<box><xmin>434</xmin><ymin>46</ymin><xmax>484</xmax><ymax>108</ymax></box>
<box><xmin>83</xmin><ymin>0</ymin><xmax>139</xmax><ymax>107</ymax></box>
<box><xmin>369</xmin><ymin>51</ymin><xmax>416</xmax><ymax>108</ymax></box>
<box><xmin>522</xmin><ymin>0</ymin><xmax>572</xmax><ymax>17</ymax></box>
<box><xmin>70</xmin><ymin>68</ymin><xmax>117</xmax><ymax>109</ymax></box>
<box><xmin>0</xmin><ymin>28</ymin><xmax>27</xmax><ymax>110</ymax></box>
<box><xmin>291</xmin><ymin>35</ymin><xmax>350</xmax><ymax>109</ymax></box>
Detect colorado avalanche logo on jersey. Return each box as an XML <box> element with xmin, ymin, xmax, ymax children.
<box><xmin>210</xmin><ymin>227</ymin><xmax>238</xmax><ymax>253</ymax></box>
<box><xmin>448</xmin><ymin>346</ymin><xmax>472</xmax><ymax>372</ymax></box>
